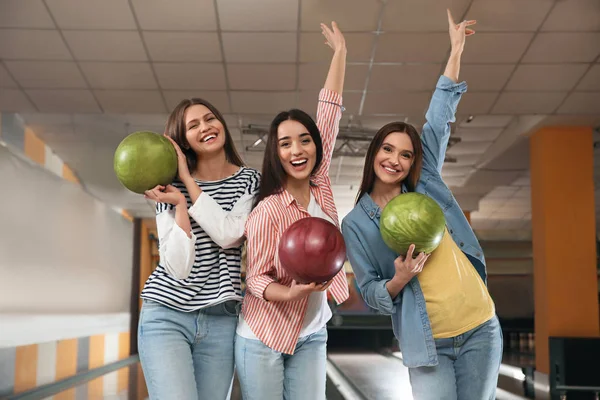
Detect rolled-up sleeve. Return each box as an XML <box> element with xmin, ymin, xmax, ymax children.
<box><xmin>421</xmin><ymin>75</ymin><xmax>468</xmax><ymax>173</ymax></box>
<box><xmin>342</xmin><ymin>220</ymin><xmax>395</xmax><ymax>315</ymax></box>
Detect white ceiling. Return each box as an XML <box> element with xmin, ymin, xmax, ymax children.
<box><xmin>0</xmin><ymin>0</ymin><xmax>599</xmax><ymax>240</ymax></box>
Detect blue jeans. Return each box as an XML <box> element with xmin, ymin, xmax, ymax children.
<box><xmin>409</xmin><ymin>315</ymin><xmax>503</xmax><ymax>400</ymax></box>
<box><xmin>235</xmin><ymin>327</ymin><xmax>328</xmax><ymax>400</ymax></box>
<box><xmin>138</xmin><ymin>299</ymin><xmax>239</xmax><ymax>400</ymax></box>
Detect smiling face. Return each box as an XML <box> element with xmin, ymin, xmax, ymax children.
<box><xmin>277</xmin><ymin>119</ymin><xmax>317</xmax><ymax>183</ymax></box>
<box><xmin>373</xmin><ymin>131</ymin><xmax>415</xmax><ymax>186</ymax></box>
<box><xmin>183</xmin><ymin>104</ymin><xmax>226</xmax><ymax>156</ymax></box>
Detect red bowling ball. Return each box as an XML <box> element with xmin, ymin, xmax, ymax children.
<box><xmin>278</xmin><ymin>217</ymin><xmax>347</xmax><ymax>284</ymax></box>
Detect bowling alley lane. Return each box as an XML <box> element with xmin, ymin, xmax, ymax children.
<box><xmin>324</xmin><ymin>350</ymin><xmax>535</xmax><ymax>400</ymax></box>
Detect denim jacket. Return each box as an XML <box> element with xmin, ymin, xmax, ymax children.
<box><xmin>341</xmin><ymin>75</ymin><xmax>487</xmax><ymax>368</ymax></box>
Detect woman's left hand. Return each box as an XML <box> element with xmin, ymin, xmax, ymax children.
<box><xmin>447</xmin><ymin>9</ymin><xmax>476</xmax><ymax>54</ymax></box>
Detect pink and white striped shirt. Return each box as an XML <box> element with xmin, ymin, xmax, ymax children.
<box><xmin>242</xmin><ymin>88</ymin><xmax>350</xmax><ymax>355</ymax></box>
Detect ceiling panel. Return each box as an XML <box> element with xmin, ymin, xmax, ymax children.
<box><xmin>368</xmin><ymin>64</ymin><xmax>442</xmax><ymax>91</ymax></box>
<box><xmin>227</xmin><ymin>64</ymin><xmax>296</xmax><ymax>91</ymax></box>
<box><xmin>0</xmin><ymin>0</ymin><xmax>55</xmax><ymax>28</ymax></box>
<box><xmin>557</xmin><ymin>92</ymin><xmax>600</xmax><ymax>115</ymax></box>
<box><xmin>541</xmin><ymin>0</ymin><xmax>600</xmax><ymax>32</ymax></box>
<box><xmin>223</xmin><ymin>33</ymin><xmax>296</xmax><ymax>63</ymax></box>
<box><xmin>577</xmin><ymin>65</ymin><xmax>600</xmax><ymax>91</ymax></box>
<box><xmin>26</xmin><ymin>89</ymin><xmax>101</xmax><ymax>113</ymax></box>
<box><xmin>505</xmin><ymin>64</ymin><xmax>589</xmax><ymax>91</ymax></box>
<box><xmin>80</xmin><ymin>62</ymin><xmax>157</xmax><ymax>90</ymax></box>
<box><xmin>153</xmin><ymin>63</ymin><xmax>227</xmax><ymax>90</ymax></box>
<box><xmin>143</xmin><ymin>32</ymin><xmax>222</xmax><ymax>62</ymax></box>
<box><xmin>457</xmin><ymin>92</ymin><xmax>498</xmax><ymax>115</ymax></box>
<box><xmin>301</xmin><ymin>0</ymin><xmax>381</xmax><ymax>32</ymax></box>
<box><xmin>362</xmin><ymin>92</ymin><xmax>431</xmax><ymax>115</ymax></box>
<box><xmin>465</xmin><ymin>0</ymin><xmax>553</xmax><ymax>31</ymax></box>
<box><xmin>0</xmin><ymin>89</ymin><xmax>37</xmax><ymax>112</ymax></box>
<box><xmin>492</xmin><ymin>92</ymin><xmax>567</xmax><ymax>114</ymax></box>
<box><xmin>218</xmin><ymin>0</ymin><xmax>298</xmax><ymax>31</ymax></box>
<box><xmin>46</xmin><ymin>0</ymin><xmax>137</xmax><ymax>30</ymax></box>
<box><xmin>458</xmin><ymin>115</ymin><xmax>514</xmax><ymax>128</ymax></box>
<box><xmin>4</xmin><ymin>61</ymin><xmax>86</xmax><ymax>89</ymax></box>
<box><xmin>446</xmin><ymin>141</ymin><xmax>494</xmax><ymax>156</ymax></box>
<box><xmin>299</xmin><ymin>64</ymin><xmax>368</xmax><ymax>91</ymax></box>
<box><xmin>461</xmin><ymin>33</ymin><xmax>533</xmax><ymax>64</ymax></box>
<box><xmin>0</xmin><ymin>29</ymin><xmax>71</xmax><ymax>60</ymax></box>
<box><xmin>459</xmin><ymin>64</ymin><xmax>514</xmax><ymax>91</ymax></box>
<box><xmin>382</xmin><ymin>0</ymin><xmax>471</xmax><ymax>32</ymax></box>
<box><xmin>522</xmin><ymin>33</ymin><xmax>600</xmax><ymax>63</ymax></box>
<box><xmin>63</xmin><ymin>31</ymin><xmax>147</xmax><ymax>61</ymax></box>
<box><xmin>94</xmin><ymin>90</ymin><xmax>166</xmax><ymax>114</ymax></box>
<box><xmin>375</xmin><ymin>33</ymin><xmax>449</xmax><ymax>63</ymax></box>
<box><xmin>0</xmin><ymin>64</ymin><xmax>18</xmax><ymax>88</ymax></box>
<box><xmin>455</xmin><ymin>127</ymin><xmax>504</xmax><ymax>142</ymax></box>
<box><xmin>131</xmin><ymin>0</ymin><xmax>217</xmax><ymax>31</ymax></box>
<box><xmin>230</xmin><ymin>91</ymin><xmax>296</xmax><ymax>114</ymax></box>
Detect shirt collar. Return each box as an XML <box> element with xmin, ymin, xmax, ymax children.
<box><xmin>279</xmin><ymin>179</ymin><xmax>319</xmax><ymax>208</ymax></box>
<box><xmin>359</xmin><ymin>184</ymin><xmax>409</xmax><ymax>219</ymax></box>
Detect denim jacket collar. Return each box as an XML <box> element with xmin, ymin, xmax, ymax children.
<box><xmin>359</xmin><ymin>185</ymin><xmax>409</xmax><ymax>221</ymax></box>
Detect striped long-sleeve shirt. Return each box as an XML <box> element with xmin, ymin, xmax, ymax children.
<box><xmin>241</xmin><ymin>88</ymin><xmax>350</xmax><ymax>354</ymax></box>
<box><xmin>141</xmin><ymin>167</ymin><xmax>261</xmax><ymax>311</ymax></box>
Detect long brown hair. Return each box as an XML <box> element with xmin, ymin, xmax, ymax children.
<box><xmin>164</xmin><ymin>98</ymin><xmax>243</xmax><ymax>173</ymax></box>
<box><xmin>356</xmin><ymin>122</ymin><xmax>423</xmax><ymax>204</ymax></box>
<box><xmin>253</xmin><ymin>109</ymin><xmax>323</xmax><ymax>208</ymax></box>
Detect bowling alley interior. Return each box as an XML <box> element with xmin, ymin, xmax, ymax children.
<box><xmin>1</xmin><ymin>0</ymin><xmax>599</xmax><ymax>399</ymax></box>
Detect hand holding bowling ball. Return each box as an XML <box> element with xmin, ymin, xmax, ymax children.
<box><xmin>278</xmin><ymin>217</ymin><xmax>347</xmax><ymax>284</ymax></box>
<box><xmin>287</xmin><ymin>280</ymin><xmax>333</xmax><ymax>302</ymax></box>
<box><xmin>393</xmin><ymin>244</ymin><xmax>430</xmax><ymax>281</ymax></box>
<box><xmin>144</xmin><ymin>184</ymin><xmax>186</xmax><ymax>206</ymax></box>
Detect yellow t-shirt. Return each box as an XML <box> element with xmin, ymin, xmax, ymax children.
<box><xmin>417</xmin><ymin>228</ymin><xmax>495</xmax><ymax>339</ymax></box>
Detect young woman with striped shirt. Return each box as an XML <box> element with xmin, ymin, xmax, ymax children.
<box><xmin>138</xmin><ymin>97</ymin><xmax>260</xmax><ymax>399</ymax></box>
<box><xmin>234</xmin><ymin>21</ymin><xmax>349</xmax><ymax>400</ymax></box>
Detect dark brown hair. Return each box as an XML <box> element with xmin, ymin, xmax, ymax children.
<box><xmin>253</xmin><ymin>109</ymin><xmax>323</xmax><ymax>208</ymax></box>
<box><xmin>164</xmin><ymin>98</ymin><xmax>243</xmax><ymax>173</ymax></box>
<box><xmin>356</xmin><ymin>122</ymin><xmax>423</xmax><ymax>204</ymax></box>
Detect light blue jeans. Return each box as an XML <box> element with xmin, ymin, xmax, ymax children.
<box><xmin>235</xmin><ymin>327</ymin><xmax>328</xmax><ymax>400</ymax></box>
<box><xmin>409</xmin><ymin>315</ymin><xmax>503</xmax><ymax>400</ymax></box>
<box><xmin>138</xmin><ymin>299</ymin><xmax>239</xmax><ymax>400</ymax></box>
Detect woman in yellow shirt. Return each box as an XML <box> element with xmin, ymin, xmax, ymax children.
<box><xmin>342</xmin><ymin>10</ymin><xmax>502</xmax><ymax>400</ymax></box>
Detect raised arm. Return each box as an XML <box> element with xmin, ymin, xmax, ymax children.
<box><xmin>421</xmin><ymin>10</ymin><xmax>474</xmax><ymax>173</ymax></box>
<box><xmin>313</xmin><ymin>22</ymin><xmax>346</xmax><ymax>178</ymax></box>
<box><xmin>323</xmin><ymin>22</ymin><xmax>346</xmax><ymax>95</ymax></box>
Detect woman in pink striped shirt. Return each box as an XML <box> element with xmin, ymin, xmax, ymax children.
<box><xmin>234</xmin><ymin>21</ymin><xmax>350</xmax><ymax>400</ymax></box>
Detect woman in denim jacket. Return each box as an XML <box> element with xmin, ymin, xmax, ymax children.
<box><xmin>341</xmin><ymin>11</ymin><xmax>502</xmax><ymax>400</ymax></box>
